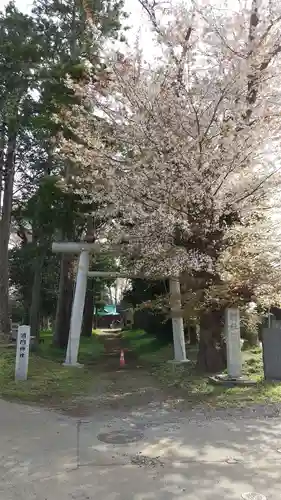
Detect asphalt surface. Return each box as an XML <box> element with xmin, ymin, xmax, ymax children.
<box><xmin>0</xmin><ymin>398</ymin><xmax>281</xmax><ymax>499</ymax></box>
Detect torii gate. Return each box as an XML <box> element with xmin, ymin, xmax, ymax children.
<box><xmin>52</xmin><ymin>242</ymin><xmax>189</xmax><ymax>366</ymax></box>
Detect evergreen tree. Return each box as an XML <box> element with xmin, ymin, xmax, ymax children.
<box><xmin>1</xmin><ymin>0</ymin><xmax>127</xmax><ymax>344</ymax></box>
<box><xmin>0</xmin><ymin>3</ymin><xmax>45</xmax><ymax>336</ymax></box>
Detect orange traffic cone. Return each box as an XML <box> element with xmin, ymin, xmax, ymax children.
<box><xmin>120</xmin><ymin>349</ymin><xmax>125</xmax><ymax>367</ymax></box>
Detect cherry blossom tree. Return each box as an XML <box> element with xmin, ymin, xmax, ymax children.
<box><xmin>61</xmin><ymin>0</ymin><xmax>281</xmax><ymax>371</ymax></box>
<box><xmin>182</xmin><ymin>215</ymin><xmax>281</xmax><ymax>330</ymax></box>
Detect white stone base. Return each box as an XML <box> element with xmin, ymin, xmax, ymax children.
<box><xmin>168</xmin><ymin>359</ymin><xmax>191</xmax><ymax>365</ymax></box>
<box><xmin>62</xmin><ymin>362</ymin><xmax>84</xmax><ymax>368</ymax></box>
<box><xmin>209</xmin><ymin>374</ymin><xmax>257</xmax><ymax>386</ymax></box>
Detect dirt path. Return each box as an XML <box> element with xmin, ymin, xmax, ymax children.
<box><xmin>63</xmin><ymin>331</ymin><xmax>178</xmax><ymax>418</ymax></box>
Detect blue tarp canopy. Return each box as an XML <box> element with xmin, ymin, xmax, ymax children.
<box><xmin>94</xmin><ymin>305</ymin><xmax>119</xmax><ymax>316</ymax></box>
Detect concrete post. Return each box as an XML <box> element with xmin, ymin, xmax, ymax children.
<box><xmin>15</xmin><ymin>325</ymin><xmax>31</xmax><ymax>380</ymax></box>
<box><xmin>64</xmin><ymin>250</ymin><xmax>90</xmax><ymax>366</ymax></box>
<box><xmin>169</xmin><ymin>277</ymin><xmax>189</xmax><ymax>363</ymax></box>
<box><xmin>225</xmin><ymin>308</ymin><xmax>242</xmax><ymax>379</ymax></box>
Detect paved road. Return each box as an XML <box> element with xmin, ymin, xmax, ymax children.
<box><xmin>0</xmin><ymin>398</ymin><xmax>280</xmax><ymax>499</ymax></box>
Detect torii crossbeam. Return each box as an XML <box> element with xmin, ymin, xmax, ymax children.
<box><xmin>52</xmin><ymin>242</ymin><xmax>189</xmax><ymax>366</ymax></box>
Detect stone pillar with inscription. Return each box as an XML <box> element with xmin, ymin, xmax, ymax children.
<box><xmin>15</xmin><ymin>325</ymin><xmax>31</xmax><ymax>381</ymax></box>
<box><xmin>169</xmin><ymin>277</ymin><xmax>189</xmax><ymax>363</ymax></box>
<box><xmin>225</xmin><ymin>308</ymin><xmax>242</xmax><ymax>379</ymax></box>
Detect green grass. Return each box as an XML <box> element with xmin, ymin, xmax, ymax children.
<box><xmin>122</xmin><ymin>329</ymin><xmax>164</xmax><ymax>354</ymax></box>
<box><xmin>0</xmin><ymin>330</ymin><xmax>104</xmax><ymax>404</ymax></box>
<box><xmin>123</xmin><ymin>329</ymin><xmax>281</xmax><ymax>408</ymax></box>
<box><xmin>38</xmin><ymin>329</ymin><xmax>104</xmax><ymax>364</ymax></box>
<box><xmin>3</xmin><ymin>327</ymin><xmax>281</xmax><ymax>410</ymax></box>
<box><xmin>92</xmin><ymin>329</ymin><xmax>105</xmax><ymax>336</ymax></box>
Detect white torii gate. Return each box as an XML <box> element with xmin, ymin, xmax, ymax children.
<box><xmin>52</xmin><ymin>242</ymin><xmax>189</xmax><ymax>366</ymax></box>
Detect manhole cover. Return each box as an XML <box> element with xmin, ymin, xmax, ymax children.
<box><xmin>97</xmin><ymin>429</ymin><xmax>144</xmax><ymax>444</ymax></box>
<box><xmin>241</xmin><ymin>494</ymin><xmax>267</xmax><ymax>500</ymax></box>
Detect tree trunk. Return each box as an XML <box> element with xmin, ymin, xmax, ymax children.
<box><xmin>41</xmin><ymin>317</ymin><xmax>49</xmax><ymax>331</ymax></box>
<box><xmin>29</xmin><ymin>246</ymin><xmax>46</xmax><ymax>341</ymax></box>
<box><xmin>0</xmin><ymin>133</ymin><xmax>16</xmax><ymax>337</ymax></box>
<box><xmin>82</xmin><ymin>277</ymin><xmax>94</xmax><ymax>337</ymax></box>
<box><xmin>53</xmin><ymin>254</ymin><xmax>73</xmax><ymax>348</ymax></box>
<box><xmin>23</xmin><ymin>303</ymin><xmax>30</xmax><ymax>324</ymax></box>
<box><xmin>0</xmin><ymin>229</ymin><xmax>10</xmax><ymax>337</ymax></box>
<box><xmin>0</xmin><ymin>121</ymin><xmax>5</xmax><ymax>217</ymax></box>
<box><xmin>93</xmin><ymin>304</ymin><xmax>98</xmax><ymax>330</ymax></box>
<box><xmin>189</xmin><ymin>325</ymin><xmax>198</xmax><ymax>345</ymax></box>
<box><xmin>197</xmin><ymin>309</ymin><xmax>226</xmax><ymax>373</ymax></box>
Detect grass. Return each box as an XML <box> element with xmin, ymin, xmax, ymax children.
<box><xmin>38</xmin><ymin>329</ymin><xmax>104</xmax><ymax>364</ymax></box>
<box><xmin>0</xmin><ymin>330</ymin><xmax>105</xmax><ymax>404</ymax></box>
<box><xmin>122</xmin><ymin>329</ymin><xmax>281</xmax><ymax>408</ymax></box>
<box><xmin>3</xmin><ymin>326</ymin><xmax>281</xmax><ymax>410</ymax></box>
<box><xmin>122</xmin><ymin>329</ymin><xmax>165</xmax><ymax>354</ymax></box>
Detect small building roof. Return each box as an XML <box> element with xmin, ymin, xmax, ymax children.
<box><xmin>94</xmin><ymin>304</ymin><xmax>120</xmax><ymax>316</ymax></box>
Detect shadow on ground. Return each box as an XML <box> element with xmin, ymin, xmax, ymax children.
<box><xmin>1</xmin><ymin>396</ymin><xmax>281</xmax><ymax>499</ymax></box>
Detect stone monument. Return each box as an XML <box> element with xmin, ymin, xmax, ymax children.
<box><xmin>225</xmin><ymin>308</ymin><xmax>242</xmax><ymax>379</ymax></box>
<box><xmin>15</xmin><ymin>325</ymin><xmax>31</xmax><ymax>381</ymax></box>
<box><xmin>262</xmin><ymin>327</ymin><xmax>281</xmax><ymax>380</ymax></box>
<box><xmin>210</xmin><ymin>308</ymin><xmax>256</xmax><ymax>386</ymax></box>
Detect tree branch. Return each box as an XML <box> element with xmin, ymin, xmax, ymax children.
<box><xmin>138</xmin><ymin>0</ymin><xmax>194</xmax><ymax>88</ymax></box>
<box><xmin>234</xmin><ymin>166</ymin><xmax>281</xmax><ymax>206</ymax></box>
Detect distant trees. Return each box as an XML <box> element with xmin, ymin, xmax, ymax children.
<box><xmin>0</xmin><ymin>4</ymin><xmax>45</xmax><ymax>335</ymax></box>
<box><xmin>0</xmin><ymin>0</ymin><xmax>127</xmax><ymax>343</ymax></box>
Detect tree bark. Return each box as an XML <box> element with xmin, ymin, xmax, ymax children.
<box><xmin>93</xmin><ymin>302</ymin><xmax>98</xmax><ymax>329</ymax></box>
<box><xmin>29</xmin><ymin>246</ymin><xmax>46</xmax><ymax>341</ymax></box>
<box><xmin>53</xmin><ymin>254</ymin><xmax>73</xmax><ymax>348</ymax></box>
<box><xmin>0</xmin><ymin>121</ymin><xmax>5</xmax><ymax>215</ymax></box>
<box><xmin>82</xmin><ymin>277</ymin><xmax>94</xmax><ymax>336</ymax></box>
<box><xmin>188</xmin><ymin>324</ymin><xmax>198</xmax><ymax>345</ymax></box>
<box><xmin>0</xmin><ymin>133</ymin><xmax>16</xmax><ymax>337</ymax></box>
<box><xmin>23</xmin><ymin>301</ymin><xmax>30</xmax><ymax>324</ymax></box>
<box><xmin>197</xmin><ymin>309</ymin><xmax>226</xmax><ymax>373</ymax></box>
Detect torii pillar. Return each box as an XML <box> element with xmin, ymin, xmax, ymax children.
<box><xmin>52</xmin><ymin>243</ymin><xmax>100</xmax><ymax>366</ymax></box>
<box><xmin>65</xmin><ymin>249</ymin><xmax>89</xmax><ymax>366</ymax></box>
<box><xmin>52</xmin><ymin>243</ymin><xmax>189</xmax><ymax>366</ymax></box>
